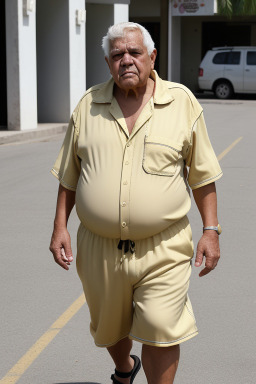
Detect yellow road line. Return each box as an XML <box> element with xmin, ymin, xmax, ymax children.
<box><xmin>217</xmin><ymin>136</ymin><xmax>243</xmax><ymax>161</ymax></box>
<box><xmin>1</xmin><ymin>136</ymin><xmax>243</xmax><ymax>384</ymax></box>
<box><xmin>0</xmin><ymin>294</ymin><xmax>85</xmax><ymax>384</ymax></box>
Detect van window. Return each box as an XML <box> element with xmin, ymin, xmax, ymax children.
<box><xmin>213</xmin><ymin>52</ymin><xmax>226</xmax><ymax>64</ymax></box>
<box><xmin>226</xmin><ymin>52</ymin><xmax>240</xmax><ymax>65</ymax></box>
<box><xmin>247</xmin><ymin>52</ymin><xmax>256</xmax><ymax>65</ymax></box>
<box><xmin>212</xmin><ymin>51</ymin><xmax>241</xmax><ymax>65</ymax></box>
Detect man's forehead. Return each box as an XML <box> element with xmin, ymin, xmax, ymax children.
<box><xmin>110</xmin><ymin>43</ymin><xmax>143</xmax><ymax>53</ymax></box>
<box><xmin>109</xmin><ymin>30</ymin><xmax>145</xmax><ymax>50</ymax></box>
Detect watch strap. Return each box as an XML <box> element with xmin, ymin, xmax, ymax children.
<box><xmin>203</xmin><ymin>224</ymin><xmax>222</xmax><ymax>235</ymax></box>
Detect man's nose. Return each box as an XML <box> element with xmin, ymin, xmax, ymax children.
<box><xmin>121</xmin><ymin>52</ymin><xmax>133</xmax><ymax>66</ymax></box>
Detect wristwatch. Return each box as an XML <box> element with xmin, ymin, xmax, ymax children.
<box><xmin>203</xmin><ymin>224</ymin><xmax>222</xmax><ymax>235</ymax></box>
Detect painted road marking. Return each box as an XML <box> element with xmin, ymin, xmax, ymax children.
<box><xmin>0</xmin><ymin>294</ymin><xmax>86</xmax><ymax>384</ymax></box>
<box><xmin>217</xmin><ymin>137</ymin><xmax>243</xmax><ymax>161</ymax></box>
<box><xmin>0</xmin><ymin>136</ymin><xmax>243</xmax><ymax>384</ymax></box>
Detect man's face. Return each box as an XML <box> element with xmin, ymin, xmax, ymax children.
<box><xmin>105</xmin><ymin>29</ymin><xmax>157</xmax><ymax>93</ymax></box>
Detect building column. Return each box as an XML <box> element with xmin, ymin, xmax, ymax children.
<box><xmin>5</xmin><ymin>0</ymin><xmax>37</xmax><ymax>131</ymax></box>
<box><xmin>69</xmin><ymin>0</ymin><xmax>86</xmax><ymax>114</ymax></box>
<box><xmin>86</xmin><ymin>1</ymin><xmax>130</xmax><ymax>89</ymax></box>
<box><xmin>168</xmin><ymin>0</ymin><xmax>181</xmax><ymax>83</ymax></box>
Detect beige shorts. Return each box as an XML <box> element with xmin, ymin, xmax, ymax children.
<box><xmin>76</xmin><ymin>216</ymin><xmax>198</xmax><ymax>348</ymax></box>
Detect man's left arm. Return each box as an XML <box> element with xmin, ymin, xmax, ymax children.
<box><xmin>192</xmin><ymin>182</ymin><xmax>220</xmax><ymax>277</ymax></box>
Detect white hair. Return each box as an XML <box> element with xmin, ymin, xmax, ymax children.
<box><xmin>102</xmin><ymin>22</ymin><xmax>155</xmax><ymax>57</ymax></box>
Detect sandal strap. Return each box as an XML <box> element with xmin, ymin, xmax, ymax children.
<box><xmin>111</xmin><ymin>355</ymin><xmax>141</xmax><ymax>384</ymax></box>
<box><xmin>114</xmin><ymin>367</ymin><xmax>133</xmax><ymax>378</ymax></box>
<box><xmin>111</xmin><ymin>374</ymin><xmax>123</xmax><ymax>384</ymax></box>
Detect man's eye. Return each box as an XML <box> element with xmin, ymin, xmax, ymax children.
<box><xmin>113</xmin><ymin>53</ymin><xmax>122</xmax><ymax>60</ymax></box>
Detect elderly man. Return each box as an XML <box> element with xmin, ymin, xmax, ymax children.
<box><xmin>50</xmin><ymin>22</ymin><xmax>222</xmax><ymax>384</ymax></box>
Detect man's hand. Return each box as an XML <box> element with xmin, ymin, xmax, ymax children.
<box><xmin>195</xmin><ymin>230</ymin><xmax>220</xmax><ymax>277</ymax></box>
<box><xmin>50</xmin><ymin>184</ymin><xmax>76</xmax><ymax>270</ymax></box>
<box><xmin>49</xmin><ymin>226</ymin><xmax>74</xmax><ymax>270</ymax></box>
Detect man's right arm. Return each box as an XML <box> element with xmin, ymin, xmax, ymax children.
<box><xmin>49</xmin><ymin>184</ymin><xmax>76</xmax><ymax>270</ymax></box>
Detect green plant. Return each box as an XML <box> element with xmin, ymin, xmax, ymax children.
<box><xmin>217</xmin><ymin>0</ymin><xmax>256</xmax><ymax>16</ymax></box>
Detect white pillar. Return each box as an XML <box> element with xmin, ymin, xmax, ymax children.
<box><xmin>168</xmin><ymin>1</ymin><xmax>181</xmax><ymax>83</ymax></box>
<box><xmin>69</xmin><ymin>0</ymin><xmax>86</xmax><ymax>113</ymax></box>
<box><xmin>114</xmin><ymin>3</ymin><xmax>129</xmax><ymax>23</ymax></box>
<box><xmin>5</xmin><ymin>0</ymin><xmax>37</xmax><ymax>131</ymax></box>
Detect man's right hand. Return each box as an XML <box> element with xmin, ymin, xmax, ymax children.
<box><xmin>50</xmin><ymin>184</ymin><xmax>76</xmax><ymax>270</ymax></box>
<box><xmin>49</xmin><ymin>227</ymin><xmax>74</xmax><ymax>270</ymax></box>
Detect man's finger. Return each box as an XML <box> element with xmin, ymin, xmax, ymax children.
<box><xmin>62</xmin><ymin>243</ymin><xmax>73</xmax><ymax>262</ymax></box>
<box><xmin>199</xmin><ymin>267</ymin><xmax>213</xmax><ymax>277</ymax></box>
<box><xmin>195</xmin><ymin>248</ymin><xmax>204</xmax><ymax>267</ymax></box>
<box><xmin>55</xmin><ymin>254</ymin><xmax>70</xmax><ymax>270</ymax></box>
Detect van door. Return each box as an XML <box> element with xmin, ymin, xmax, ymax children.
<box><xmin>244</xmin><ymin>51</ymin><xmax>256</xmax><ymax>92</ymax></box>
<box><xmin>224</xmin><ymin>51</ymin><xmax>243</xmax><ymax>92</ymax></box>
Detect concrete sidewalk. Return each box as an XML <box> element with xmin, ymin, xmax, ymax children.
<box><xmin>0</xmin><ymin>123</ymin><xmax>67</xmax><ymax>145</ymax></box>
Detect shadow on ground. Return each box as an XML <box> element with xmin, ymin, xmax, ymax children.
<box><xmin>55</xmin><ymin>382</ymin><xmax>102</xmax><ymax>384</ymax></box>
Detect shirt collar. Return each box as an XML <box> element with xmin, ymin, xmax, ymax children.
<box><xmin>91</xmin><ymin>70</ymin><xmax>174</xmax><ymax>105</ymax></box>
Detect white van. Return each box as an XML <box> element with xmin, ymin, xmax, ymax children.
<box><xmin>198</xmin><ymin>47</ymin><xmax>256</xmax><ymax>99</ymax></box>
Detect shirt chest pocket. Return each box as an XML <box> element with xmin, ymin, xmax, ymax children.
<box><xmin>142</xmin><ymin>135</ymin><xmax>182</xmax><ymax>176</ymax></box>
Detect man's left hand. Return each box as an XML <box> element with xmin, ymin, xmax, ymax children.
<box><xmin>195</xmin><ymin>231</ymin><xmax>220</xmax><ymax>277</ymax></box>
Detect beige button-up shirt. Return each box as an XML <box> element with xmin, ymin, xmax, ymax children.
<box><xmin>51</xmin><ymin>71</ymin><xmax>222</xmax><ymax>240</ymax></box>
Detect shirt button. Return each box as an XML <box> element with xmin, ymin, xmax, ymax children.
<box><xmin>121</xmin><ymin>202</ymin><xmax>126</xmax><ymax>207</ymax></box>
<box><xmin>125</xmin><ymin>161</ymin><xmax>129</xmax><ymax>165</ymax></box>
<box><xmin>122</xmin><ymin>222</ymin><xmax>127</xmax><ymax>227</ymax></box>
<box><xmin>123</xmin><ymin>180</ymin><xmax>128</xmax><ymax>185</ymax></box>
<box><xmin>127</xmin><ymin>142</ymin><xmax>131</xmax><ymax>147</ymax></box>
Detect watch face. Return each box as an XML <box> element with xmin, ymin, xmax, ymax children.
<box><xmin>217</xmin><ymin>224</ymin><xmax>222</xmax><ymax>235</ymax></box>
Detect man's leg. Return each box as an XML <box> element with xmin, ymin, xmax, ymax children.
<box><xmin>107</xmin><ymin>337</ymin><xmax>134</xmax><ymax>384</ymax></box>
<box><xmin>142</xmin><ymin>344</ymin><xmax>180</xmax><ymax>384</ymax></box>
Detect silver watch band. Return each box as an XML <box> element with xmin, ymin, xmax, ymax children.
<box><xmin>203</xmin><ymin>224</ymin><xmax>222</xmax><ymax>235</ymax></box>
<box><xmin>203</xmin><ymin>226</ymin><xmax>218</xmax><ymax>231</ymax></box>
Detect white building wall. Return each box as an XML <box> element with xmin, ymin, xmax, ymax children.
<box><xmin>86</xmin><ymin>1</ymin><xmax>129</xmax><ymax>89</ymax></box>
<box><xmin>114</xmin><ymin>4</ymin><xmax>129</xmax><ymax>23</ymax></box>
<box><xmin>168</xmin><ymin>1</ymin><xmax>181</xmax><ymax>83</ymax></box>
<box><xmin>37</xmin><ymin>0</ymin><xmax>70</xmax><ymax>122</ymax></box>
<box><xmin>5</xmin><ymin>0</ymin><xmax>37</xmax><ymax>130</ymax></box>
<box><xmin>37</xmin><ymin>0</ymin><xmax>86</xmax><ymax>123</ymax></box>
<box><xmin>86</xmin><ymin>4</ymin><xmax>113</xmax><ymax>89</ymax></box>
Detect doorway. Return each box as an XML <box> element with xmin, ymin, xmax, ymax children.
<box><xmin>202</xmin><ymin>22</ymin><xmax>251</xmax><ymax>58</ymax></box>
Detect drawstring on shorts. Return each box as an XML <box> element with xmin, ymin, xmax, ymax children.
<box><xmin>117</xmin><ymin>239</ymin><xmax>135</xmax><ymax>254</ymax></box>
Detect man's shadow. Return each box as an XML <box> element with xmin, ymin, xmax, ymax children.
<box><xmin>55</xmin><ymin>382</ymin><xmax>102</xmax><ymax>384</ymax></box>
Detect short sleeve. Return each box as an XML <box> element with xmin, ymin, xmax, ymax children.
<box><xmin>51</xmin><ymin>115</ymin><xmax>81</xmax><ymax>191</ymax></box>
<box><xmin>186</xmin><ymin>112</ymin><xmax>223</xmax><ymax>190</ymax></box>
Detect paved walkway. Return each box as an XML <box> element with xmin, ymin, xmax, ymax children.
<box><xmin>0</xmin><ymin>123</ymin><xmax>67</xmax><ymax>145</ymax></box>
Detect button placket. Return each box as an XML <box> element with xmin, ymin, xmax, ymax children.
<box><xmin>120</xmin><ymin>140</ymin><xmax>134</xmax><ymax>239</ymax></box>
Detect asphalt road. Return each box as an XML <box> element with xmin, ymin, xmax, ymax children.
<box><xmin>0</xmin><ymin>98</ymin><xmax>256</xmax><ymax>384</ymax></box>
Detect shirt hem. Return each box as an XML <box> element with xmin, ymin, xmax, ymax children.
<box><xmin>50</xmin><ymin>169</ymin><xmax>77</xmax><ymax>191</ymax></box>
<box><xmin>190</xmin><ymin>171</ymin><xmax>223</xmax><ymax>190</ymax></box>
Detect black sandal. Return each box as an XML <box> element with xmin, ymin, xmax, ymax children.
<box><xmin>111</xmin><ymin>355</ymin><xmax>141</xmax><ymax>384</ymax></box>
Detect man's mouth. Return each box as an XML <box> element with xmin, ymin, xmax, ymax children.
<box><xmin>121</xmin><ymin>71</ymin><xmax>137</xmax><ymax>77</ymax></box>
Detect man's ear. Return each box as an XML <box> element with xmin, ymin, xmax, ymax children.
<box><xmin>150</xmin><ymin>49</ymin><xmax>157</xmax><ymax>69</ymax></box>
<box><xmin>105</xmin><ymin>56</ymin><xmax>111</xmax><ymax>73</ymax></box>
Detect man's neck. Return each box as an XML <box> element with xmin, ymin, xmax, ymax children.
<box><xmin>114</xmin><ymin>77</ymin><xmax>155</xmax><ymax>101</ymax></box>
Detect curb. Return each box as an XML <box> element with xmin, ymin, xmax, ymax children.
<box><xmin>0</xmin><ymin>124</ymin><xmax>68</xmax><ymax>145</ymax></box>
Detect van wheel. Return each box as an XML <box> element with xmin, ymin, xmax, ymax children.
<box><xmin>214</xmin><ymin>81</ymin><xmax>233</xmax><ymax>99</ymax></box>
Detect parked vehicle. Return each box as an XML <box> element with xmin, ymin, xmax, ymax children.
<box><xmin>198</xmin><ymin>47</ymin><xmax>256</xmax><ymax>99</ymax></box>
